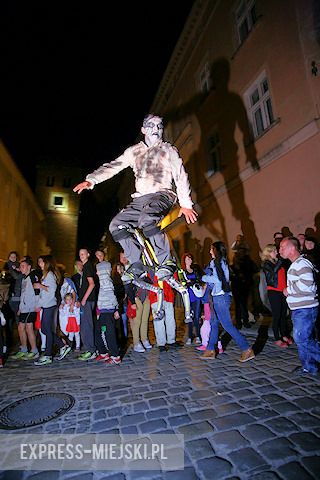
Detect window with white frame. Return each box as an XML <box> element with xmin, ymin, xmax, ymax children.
<box><xmin>198</xmin><ymin>62</ymin><xmax>211</xmax><ymax>93</ymax></box>
<box><xmin>206</xmin><ymin>130</ymin><xmax>222</xmax><ymax>176</ymax></box>
<box><xmin>235</xmin><ymin>0</ymin><xmax>257</xmax><ymax>44</ymax></box>
<box><xmin>245</xmin><ymin>73</ymin><xmax>275</xmax><ymax>138</ymax></box>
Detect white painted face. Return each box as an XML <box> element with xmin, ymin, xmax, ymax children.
<box><xmin>141</xmin><ymin>116</ymin><xmax>164</xmax><ymax>146</ymax></box>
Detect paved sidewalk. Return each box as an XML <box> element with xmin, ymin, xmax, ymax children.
<box><xmin>0</xmin><ymin>313</ymin><xmax>320</xmax><ymax>479</ymax></box>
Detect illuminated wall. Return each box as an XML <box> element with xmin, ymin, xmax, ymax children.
<box><xmin>0</xmin><ymin>141</ymin><xmax>48</xmax><ymax>268</ymax></box>
<box><xmin>151</xmin><ymin>0</ymin><xmax>320</xmax><ymax>264</ymax></box>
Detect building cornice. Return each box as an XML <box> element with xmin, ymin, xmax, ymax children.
<box><xmin>151</xmin><ymin>0</ymin><xmax>215</xmax><ymax>113</ymax></box>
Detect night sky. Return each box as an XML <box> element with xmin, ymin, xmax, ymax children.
<box><xmin>1</xmin><ymin>1</ymin><xmax>195</xmax><ymax>250</ymax></box>
<box><xmin>1</xmin><ymin>2</ymin><xmax>195</xmax><ymax>182</ymax></box>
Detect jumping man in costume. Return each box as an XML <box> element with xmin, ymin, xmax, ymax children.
<box><xmin>73</xmin><ymin>114</ymin><xmax>197</xmax><ymax>280</ymax></box>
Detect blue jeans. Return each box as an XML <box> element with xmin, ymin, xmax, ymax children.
<box><xmin>121</xmin><ymin>303</ymin><xmax>128</xmax><ymax>338</ymax></box>
<box><xmin>292</xmin><ymin>306</ymin><xmax>320</xmax><ymax>373</ymax></box>
<box><xmin>42</xmin><ymin>306</ymin><xmax>64</xmax><ymax>356</ymax></box>
<box><xmin>207</xmin><ymin>294</ymin><xmax>249</xmax><ymax>352</ymax></box>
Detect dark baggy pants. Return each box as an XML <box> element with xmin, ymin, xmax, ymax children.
<box><xmin>80</xmin><ymin>301</ymin><xmax>96</xmax><ymax>352</ymax></box>
<box><xmin>97</xmin><ymin>311</ymin><xmax>119</xmax><ymax>357</ymax></box>
<box><xmin>267</xmin><ymin>290</ymin><xmax>289</xmax><ymax>340</ymax></box>
<box><xmin>42</xmin><ymin>306</ymin><xmax>64</xmax><ymax>356</ymax></box>
<box><xmin>109</xmin><ymin>191</ymin><xmax>176</xmax><ymax>265</ymax></box>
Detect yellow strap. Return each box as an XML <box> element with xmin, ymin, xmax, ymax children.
<box><xmin>144</xmin><ymin>238</ymin><xmax>159</xmax><ymax>265</ymax></box>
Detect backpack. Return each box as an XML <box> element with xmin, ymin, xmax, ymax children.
<box><xmin>65</xmin><ymin>277</ymin><xmax>78</xmax><ymax>299</ymax></box>
<box><xmin>57</xmin><ymin>277</ymin><xmax>78</xmax><ymax>304</ymax></box>
<box><xmin>61</xmin><ymin>277</ymin><xmax>78</xmax><ymax>301</ymax></box>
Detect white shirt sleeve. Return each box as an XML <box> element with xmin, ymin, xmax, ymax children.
<box><xmin>170</xmin><ymin>146</ymin><xmax>193</xmax><ymax>209</ymax></box>
<box><xmin>85</xmin><ymin>147</ymin><xmax>134</xmax><ymax>187</ymax></box>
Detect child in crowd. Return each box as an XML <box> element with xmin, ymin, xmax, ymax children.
<box><xmin>12</xmin><ymin>257</ymin><xmax>40</xmax><ymax>360</ymax></box>
<box><xmin>95</xmin><ymin>260</ymin><xmax>121</xmax><ymax>365</ymax></box>
<box><xmin>34</xmin><ymin>255</ymin><xmax>71</xmax><ymax>366</ymax></box>
<box><xmin>59</xmin><ymin>293</ymin><xmax>81</xmax><ymax>351</ymax></box>
<box><xmin>197</xmin><ymin>306</ymin><xmax>211</xmax><ymax>351</ymax></box>
<box><xmin>111</xmin><ymin>262</ymin><xmax>129</xmax><ymax>347</ymax></box>
<box><xmin>181</xmin><ymin>253</ymin><xmax>204</xmax><ymax>345</ymax></box>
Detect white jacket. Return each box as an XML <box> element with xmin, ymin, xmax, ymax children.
<box><xmin>86</xmin><ymin>140</ymin><xmax>193</xmax><ymax>209</ymax></box>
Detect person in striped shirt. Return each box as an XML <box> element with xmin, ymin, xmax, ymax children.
<box><xmin>279</xmin><ymin>236</ymin><xmax>319</xmax><ymax>376</ymax></box>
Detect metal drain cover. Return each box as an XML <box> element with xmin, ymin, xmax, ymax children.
<box><xmin>0</xmin><ymin>393</ymin><xmax>75</xmax><ymax>430</ymax></box>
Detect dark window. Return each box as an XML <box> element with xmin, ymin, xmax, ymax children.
<box><xmin>207</xmin><ymin>131</ymin><xmax>222</xmax><ymax>176</ymax></box>
<box><xmin>265</xmin><ymin>98</ymin><xmax>274</xmax><ymax>124</ymax></box>
<box><xmin>239</xmin><ymin>18</ymin><xmax>249</xmax><ymax>43</ymax></box>
<box><xmin>46</xmin><ymin>176</ymin><xmax>55</xmax><ymax>187</ymax></box>
<box><xmin>63</xmin><ymin>177</ymin><xmax>71</xmax><ymax>188</ymax></box>
<box><xmin>247</xmin><ymin>74</ymin><xmax>275</xmax><ymax>138</ymax></box>
<box><xmin>236</xmin><ymin>0</ymin><xmax>257</xmax><ymax>44</ymax></box>
<box><xmin>54</xmin><ymin>196</ymin><xmax>63</xmax><ymax>206</ymax></box>
<box><xmin>251</xmin><ymin>4</ymin><xmax>257</xmax><ymax>24</ymax></box>
<box><xmin>254</xmin><ymin>109</ymin><xmax>264</xmax><ymax>136</ymax></box>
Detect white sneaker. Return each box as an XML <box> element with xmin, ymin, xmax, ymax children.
<box><xmin>56</xmin><ymin>345</ymin><xmax>72</xmax><ymax>361</ymax></box>
<box><xmin>34</xmin><ymin>355</ymin><xmax>52</xmax><ymax>366</ymax></box>
<box><xmin>186</xmin><ymin>338</ymin><xmax>192</xmax><ymax>346</ymax></box>
<box><xmin>142</xmin><ymin>340</ymin><xmax>152</xmax><ymax>349</ymax></box>
<box><xmin>195</xmin><ymin>337</ymin><xmax>201</xmax><ymax>345</ymax></box>
<box><xmin>133</xmin><ymin>342</ymin><xmax>145</xmax><ymax>353</ymax></box>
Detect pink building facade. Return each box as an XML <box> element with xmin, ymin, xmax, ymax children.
<box><xmin>150</xmin><ymin>0</ymin><xmax>320</xmax><ymax>264</ymax></box>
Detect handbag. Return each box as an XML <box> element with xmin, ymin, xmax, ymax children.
<box><xmin>191</xmin><ymin>283</ymin><xmax>206</xmax><ymax>298</ymax></box>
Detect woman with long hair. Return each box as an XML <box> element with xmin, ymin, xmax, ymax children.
<box><xmin>200</xmin><ymin>241</ymin><xmax>255</xmax><ymax>362</ymax></box>
<box><xmin>181</xmin><ymin>253</ymin><xmax>204</xmax><ymax>345</ymax></box>
<box><xmin>261</xmin><ymin>244</ymin><xmax>292</xmax><ymax>347</ymax></box>
<box><xmin>34</xmin><ymin>255</ymin><xmax>71</xmax><ymax>365</ymax></box>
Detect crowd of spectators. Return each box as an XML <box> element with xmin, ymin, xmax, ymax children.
<box><xmin>0</xmin><ymin>227</ymin><xmax>319</xmax><ymax>375</ymax></box>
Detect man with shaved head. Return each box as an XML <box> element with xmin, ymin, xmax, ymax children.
<box><xmin>280</xmin><ymin>236</ymin><xmax>319</xmax><ymax>376</ymax></box>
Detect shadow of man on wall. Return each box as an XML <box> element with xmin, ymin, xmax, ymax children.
<box><xmin>166</xmin><ymin>57</ymin><xmax>261</xmax><ymax>261</ymax></box>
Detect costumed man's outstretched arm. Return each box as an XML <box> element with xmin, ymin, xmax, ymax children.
<box><xmin>73</xmin><ymin>149</ymin><xmax>133</xmax><ymax>194</ymax></box>
<box><xmin>73</xmin><ymin>180</ymin><xmax>93</xmax><ymax>194</ymax></box>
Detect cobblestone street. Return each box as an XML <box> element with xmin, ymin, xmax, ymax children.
<box><xmin>0</xmin><ymin>311</ymin><xmax>320</xmax><ymax>479</ymax></box>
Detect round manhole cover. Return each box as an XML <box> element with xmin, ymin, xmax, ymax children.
<box><xmin>0</xmin><ymin>393</ymin><xmax>75</xmax><ymax>430</ymax></box>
